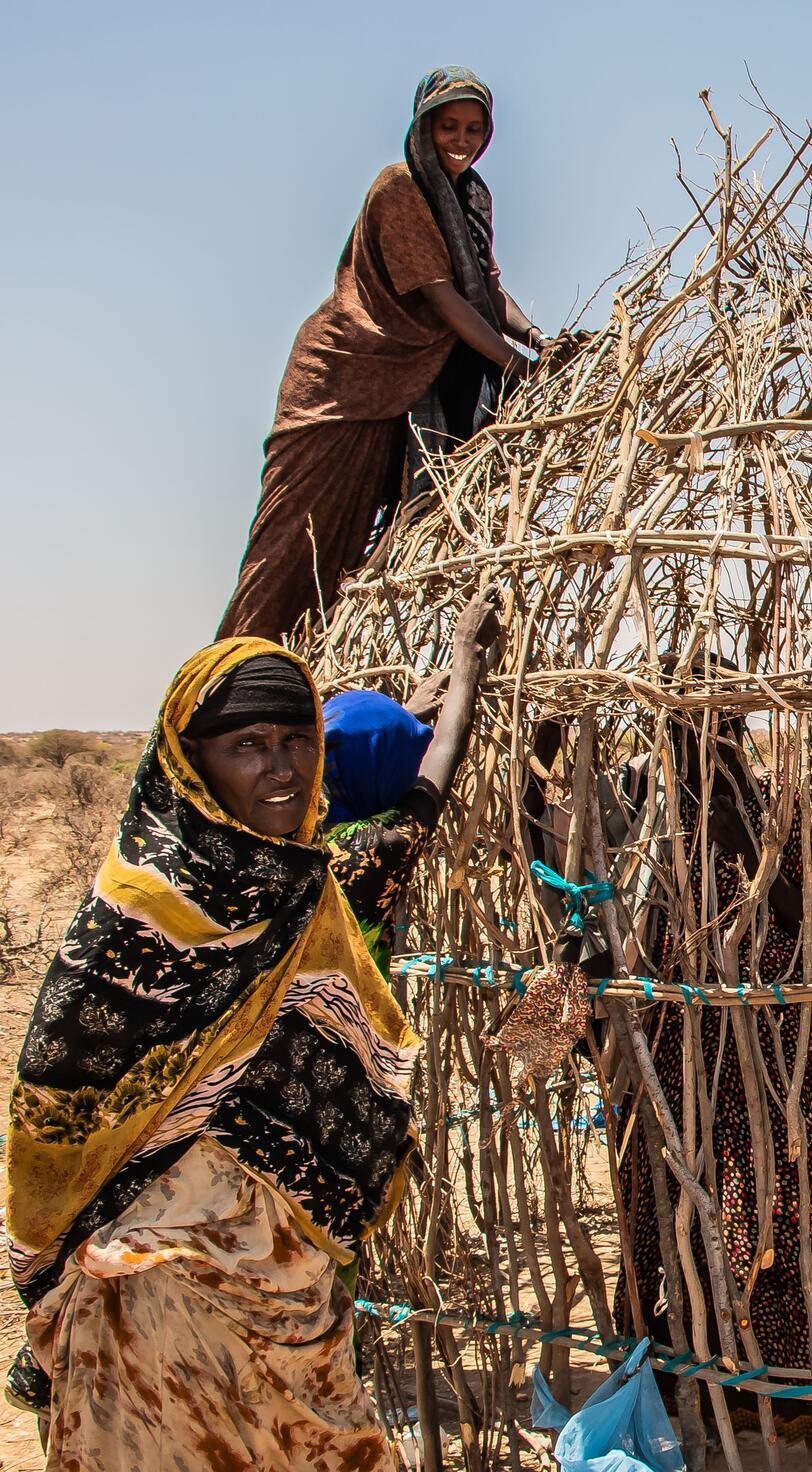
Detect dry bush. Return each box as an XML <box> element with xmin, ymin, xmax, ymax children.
<box><xmin>0</xmin><ymin>738</ymin><xmax>20</xmax><ymax>767</ymax></box>
<box><xmin>45</xmin><ymin>763</ymin><xmax>131</xmax><ymax>899</ymax></box>
<box><xmin>30</xmin><ymin>729</ymin><xmax>90</xmax><ymax>769</ymax></box>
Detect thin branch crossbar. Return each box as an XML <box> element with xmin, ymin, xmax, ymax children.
<box><xmin>356</xmin><ymin>1302</ymin><xmax>812</xmax><ymax>1399</ymax></box>
<box><xmin>397</xmin><ymin>956</ymin><xmax>812</xmax><ymax>1006</ymax></box>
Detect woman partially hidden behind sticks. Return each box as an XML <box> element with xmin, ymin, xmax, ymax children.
<box><xmin>6</xmin><ymin>640</ymin><xmax>431</xmax><ymax>1471</ymax></box>
<box><xmin>610</xmin><ymin>690</ymin><xmax>812</xmax><ymax>1448</ymax></box>
<box><xmin>218</xmin><ymin>66</ymin><xmax>573</xmax><ymax>643</ymax></box>
<box><xmin>522</xmin><ymin>675</ymin><xmax>812</xmax><ymax>1446</ymax></box>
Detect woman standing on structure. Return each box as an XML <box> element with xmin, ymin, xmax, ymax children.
<box><xmin>219</xmin><ymin>66</ymin><xmax>551</xmax><ymax>642</ymax></box>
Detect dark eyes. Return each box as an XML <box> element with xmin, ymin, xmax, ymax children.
<box><xmin>234</xmin><ymin>733</ymin><xmax>312</xmax><ymax>751</ymax></box>
<box><xmin>440</xmin><ymin>119</ymin><xmax>482</xmax><ymax>133</ymax></box>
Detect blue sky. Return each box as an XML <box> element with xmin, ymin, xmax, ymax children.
<box><xmin>2</xmin><ymin>0</ymin><xmax>811</xmax><ymax>729</ymax></box>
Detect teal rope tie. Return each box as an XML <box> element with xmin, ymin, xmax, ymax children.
<box><xmin>682</xmin><ymin>1355</ymin><xmax>720</xmax><ymax>1379</ymax></box>
<box><xmin>597</xmin><ymin>977</ymin><xmax>726</xmax><ymax>1007</ymax></box>
<box><xmin>538</xmin><ymin>1326</ymin><xmax>611</xmax><ymax>1347</ymax></box>
<box><xmin>659</xmin><ymin>1351</ymin><xmax>695</xmax><ymax>1373</ymax></box>
<box><xmin>769</xmin><ymin>1382</ymin><xmax>812</xmax><ymax>1400</ymax></box>
<box><xmin>471</xmin><ymin>963</ymin><xmax>530</xmax><ymax>993</ymax></box>
<box><xmin>530</xmin><ymin>861</ymin><xmax>614</xmax><ymax>934</ymax></box>
<box><xmin>683</xmin><ymin>982</ymin><xmax>713</xmax><ymax>1005</ymax></box>
<box><xmin>399</xmin><ymin>953</ymin><xmax>452</xmax><ymax>980</ymax></box>
<box><xmin>721</xmin><ymin>1364</ymin><xmax>769</xmax><ymax>1388</ymax></box>
<box><xmin>497</xmin><ymin>915</ymin><xmax>519</xmax><ymax>934</ymax></box>
<box><xmin>486</xmin><ymin>1311</ymin><xmax>536</xmax><ymax>1336</ymax></box>
<box><xmin>597</xmin><ymin>975</ymin><xmax>658</xmax><ymax>1000</ymax></box>
<box><xmin>355</xmin><ymin>1298</ymin><xmax>413</xmax><ymax>1325</ymax></box>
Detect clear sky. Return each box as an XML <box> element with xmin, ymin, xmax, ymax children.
<box><xmin>2</xmin><ymin>0</ymin><xmax>811</xmax><ymax>730</ymax></box>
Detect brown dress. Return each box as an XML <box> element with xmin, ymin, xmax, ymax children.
<box><xmin>218</xmin><ymin>164</ymin><xmax>457</xmax><ymax>641</ymax></box>
<box><xmin>30</xmin><ymin>1136</ymin><xmax>393</xmax><ymax>1471</ymax></box>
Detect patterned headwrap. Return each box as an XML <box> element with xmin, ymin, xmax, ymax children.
<box><xmin>7</xmin><ymin>638</ymin><xmax>420</xmax><ymax>1325</ymax></box>
<box><xmin>185</xmin><ymin>653</ymin><xmax>316</xmax><ymax>737</ymax></box>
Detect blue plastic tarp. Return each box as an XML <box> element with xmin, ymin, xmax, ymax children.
<box><xmin>531</xmin><ymin>1338</ymin><xmax>685</xmax><ymax>1472</ymax></box>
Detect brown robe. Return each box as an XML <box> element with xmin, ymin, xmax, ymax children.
<box><xmin>218</xmin><ymin>163</ymin><xmax>457</xmax><ymax>641</ymax></box>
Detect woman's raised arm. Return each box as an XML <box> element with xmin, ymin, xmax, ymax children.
<box><xmin>417</xmin><ymin>586</ymin><xmax>500</xmax><ymax>806</ymax></box>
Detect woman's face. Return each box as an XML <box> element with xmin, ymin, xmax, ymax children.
<box><xmin>185</xmin><ymin>722</ymin><xmax>319</xmax><ymax>838</ymax></box>
<box><xmin>430</xmin><ymin>99</ymin><xmax>487</xmax><ymax>179</ymax></box>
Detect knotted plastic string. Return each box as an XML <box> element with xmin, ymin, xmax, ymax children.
<box><xmin>530</xmin><ymin>861</ymin><xmax>614</xmax><ymax>933</ymax></box>
<box><xmin>472</xmin><ymin>962</ymin><xmax>528</xmax><ymax>991</ymax></box>
<box><xmin>355</xmin><ymin>1298</ymin><xmax>413</xmax><ymax>1325</ymax></box>
<box><xmin>398</xmin><ymin>953</ymin><xmax>451</xmax><ymax>979</ymax></box>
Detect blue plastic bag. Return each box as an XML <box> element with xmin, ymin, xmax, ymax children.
<box><xmin>530</xmin><ymin>1367</ymin><xmax>571</xmax><ymax>1431</ymax></box>
<box><xmin>531</xmin><ymin>1338</ymin><xmax>685</xmax><ymax>1472</ymax></box>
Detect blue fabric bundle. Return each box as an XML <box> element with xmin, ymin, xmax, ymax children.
<box><xmin>323</xmin><ymin>690</ymin><xmax>433</xmax><ymax>825</ymax></box>
<box><xmin>531</xmin><ymin>1339</ymin><xmax>685</xmax><ymax>1472</ymax></box>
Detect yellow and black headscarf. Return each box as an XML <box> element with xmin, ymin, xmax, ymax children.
<box><xmin>8</xmin><ymin>639</ymin><xmax>419</xmax><ymax>1313</ymax></box>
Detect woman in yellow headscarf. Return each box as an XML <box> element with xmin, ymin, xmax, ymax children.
<box><xmin>6</xmin><ymin>639</ymin><xmax>419</xmax><ymax>1471</ymax></box>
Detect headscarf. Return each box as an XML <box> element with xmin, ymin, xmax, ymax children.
<box><xmin>323</xmin><ymin>690</ymin><xmax>433</xmax><ymax>827</ymax></box>
<box><xmin>7</xmin><ymin>638</ymin><xmax>420</xmax><ymax>1316</ymax></box>
<box><xmin>184</xmin><ymin>653</ymin><xmax>315</xmax><ymax>737</ymax></box>
<box><xmin>405</xmin><ymin>66</ymin><xmax>501</xmax><ymax>446</ymax></box>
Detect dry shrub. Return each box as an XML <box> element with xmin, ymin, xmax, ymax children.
<box><xmin>50</xmin><ymin>763</ymin><xmax>131</xmax><ymax>897</ymax></box>
<box><xmin>30</xmin><ymin>729</ymin><xmax>90</xmax><ymax>769</ymax></box>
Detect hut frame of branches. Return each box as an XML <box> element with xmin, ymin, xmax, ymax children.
<box><xmin>303</xmin><ymin>93</ymin><xmax>812</xmax><ymax>1472</ymax></box>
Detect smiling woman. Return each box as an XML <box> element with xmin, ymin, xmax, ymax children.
<box><xmin>180</xmin><ymin>653</ymin><xmax>319</xmax><ymax>837</ymax></box>
<box><xmin>218</xmin><ymin>65</ymin><xmax>551</xmax><ymax>643</ymax></box>
<box><xmin>6</xmin><ymin>638</ymin><xmax>420</xmax><ymax>1472</ymax></box>
<box><xmin>430</xmin><ymin>98</ymin><xmax>488</xmax><ymax>176</ymax></box>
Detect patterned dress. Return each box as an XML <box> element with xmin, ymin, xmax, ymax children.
<box><xmin>616</xmin><ymin>777</ymin><xmax>812</xmax><ymax>1391</ymax></box>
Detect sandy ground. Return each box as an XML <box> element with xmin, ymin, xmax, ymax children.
<box><xmin>0</xmin><ymin>743</ymin><xmax>807</xmax><ymax>1469</ymax></box>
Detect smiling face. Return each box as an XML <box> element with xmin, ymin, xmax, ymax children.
<box><xmin>184</xmin><ymin>722</ymin><xmax>319</xmax><ymax>838</ymax></box>
<box><xmin>430</xmin><ymin>98</ymin><xmax>487</xmax><ymax>179</ymax></box>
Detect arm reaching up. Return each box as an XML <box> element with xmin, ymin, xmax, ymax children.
<box><xmin>416</xmin><ymin>586</ymin><xmax>501</xmax><ymax>807</ymax></box>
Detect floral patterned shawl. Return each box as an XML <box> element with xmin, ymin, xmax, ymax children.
<box><xmin>7</xmin><ymin>638</ymin><xmax>420</xmax><ymax>1311</ymax></box>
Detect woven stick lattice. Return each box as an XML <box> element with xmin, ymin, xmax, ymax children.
<box><xmin>302</xmin><ymin>95</ymin><xmax>812</xmax><ymax>1470</ymax></box>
